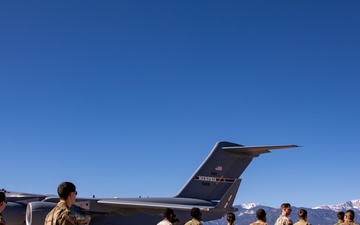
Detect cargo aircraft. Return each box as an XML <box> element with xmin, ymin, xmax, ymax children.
<box><xmin>3</xmin><ymin>141</ymin><xmax>298</xmax><ymax>225</ymax></box>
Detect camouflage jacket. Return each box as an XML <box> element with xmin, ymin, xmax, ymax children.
<box><xmin>341</xmin><ymin>222</ymin><xmax>360</xmax><ymax>225</ymax></box>
<box><xmin>184</xmin><ymin>218</ymin><xmax>202</xmax><ymax>225</ymax></box>
<box><xmin>275</xmin><ymin>215</ymin><xmax>292</xmax><ymax>225</ymax></box>
<box><xmin>44</xmin><ymin>202</ymin><xmax>77</xmax><ymax>225</ymax></box>
<box><xmin>0</xmin><ymin>213</ymin><xmax>6</xmax><ymax>225</ymax></box>
<box><xmin>293</xmin><ymin>220</ymin><xmax>310</xmax><ymax>225</ymax></box>
<box><xmin>250</xmin><ymin>219</ymin><xmax>268</xmax><ymax>225</ymax></box>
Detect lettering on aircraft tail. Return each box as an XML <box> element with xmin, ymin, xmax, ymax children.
<box><xmin>195</xmin><ymin>176</ymin><xmax>236</xmax><ymax>183</ymax></box>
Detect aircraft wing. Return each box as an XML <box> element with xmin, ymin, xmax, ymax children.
<box><xmin>97</xmin><ymin>198</ymin><xmax>216</xmax><ymax>211</ymax></box>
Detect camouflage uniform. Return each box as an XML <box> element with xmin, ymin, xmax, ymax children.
<box><xmin>0</xmin><ymin>213</ymin><xmax>6</xmax><ymax>225</ymax></box>
<box><xmin>157</xmin><ymin>219</ymin><xmax>173</xmax><ymax>225</ymax></box>
<box><xmin>334</xmin><ymin>220</ymin><xmax>345</xmax><ymax>225</ymax></box>
<box><xmin>293</xmin><ymin>220</ymin><xmax>310</xmax><ymax>225</ymax></box>
<box><xmin>184</xmin><ymin>218</ymin><xmax>202</xmax><ymax>225</ymax></box>
<box><xmin>341</xmin><ymin>222</ymin><xmax>360</xmax><ymax>225</ymax></box>
<box><xmin>44</xmin><ymin>202</ymin><xmax>77</xmax><ymax>225</ymax></box>
<box><xmin>250</xmin><ymin>220</ymin><xmax>268</xmax><ymax>225</ymax></box>
<box><xmin>275</xmin><ymin>215</ymin><xmax>292</xmax><ymax>225</ymax></box>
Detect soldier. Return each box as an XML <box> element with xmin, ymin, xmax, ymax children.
<box><xmin>44</xmin><ymin>182</ymin><xmax>78</xmax><ymax>225</ymax></box>
<box><xmin>250</xmin><ymin>208</ymin><xmax>268</xmax><ymax>225</ymax></box>
<box><xmin>343</xmin><ymin>209</ymin><xmax>360</xmax><ymax>225</ymax></box>
<box><xmin>0</xmin><ymin>192</ymin><xmax>7</xmax><ymax>225</ymax></box>
<box><xmin>293</xmin><ymin>209</ymin><xmax>310</xmax><ymax>225</ymax></box>
<box><xmin>157</xmin><ymin>208</ymin><xmax>178</xmax><ymax>225</ymax></box>
<box><xmin>226</xmin><ymin>212</ymin><xmax>236</xmax><ymax>225</ymax></box>
<box><xmin>274</xmin><ymin>203</ymin><xmax>293</xmax><ymax>225</ymax></box>
<box><xmin>334</xmin><ymin>211</ymin><xmax>345</xmax><ymax>225</ymax></box>
<box><xmin>184</xmin><ymin>207</ymin><xmax>202</xmax><ymax>225</ymax></box>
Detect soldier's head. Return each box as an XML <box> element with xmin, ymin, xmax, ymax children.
<box><xmin>298</xmin><ymin>209</ymin><xmax>308</xmax><ymax>220</ymax></box>
<box><xmin>345</xmin><ymin>210</ymin><xmax>355</xmax><ymax>221</ymax></box>
<box><xmin>256</xmin><ymin>208</ymin><xmax>266</xmax><ymax>222</ymax></box>
<box><xmin>0</xmin><ymin>192</ymin><xmax>6</xmax><ymax>213</ymax></box>
<box><xmin>57</xmin><ymin>182</ymin><xmax>77</xmax><ymax>200</ymax></box>
<box><xmin>281</xmin><ymin>203</ymin><xmax>292</xmax><ymax>216</ymax></box>
<box><xmin>337</xmin><ymin>211</ymin><xmax>345</xmax><ymax>221</ymax></box>
<box><xmin>163</xmin><ymin>208</ymin><xmax>176</xmax><ymax>221</ymax></box>
<box><xmin>226</xmin><ymin>212</ymin><xmax>236</xmax><ymax>223</ymax></box>
<box><xmin>190</xmin><ymin>207</ymin><xmax>202</xmax><ymax>220</ymax></box>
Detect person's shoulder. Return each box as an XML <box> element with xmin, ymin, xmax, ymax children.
<box><xmin>157</xmin><ymin>221</ymin><xmax>171</xmax><ymax>225</ymax></box>
<box><xmin>0</xmin><ymin>213</ymin><xmax>5</xmax><ymax>225</ymax></box>
<box><xmin>57</xmin><ymin>206</ymin><xmax>77</xmax><ymax>225</ymax></box>
<box><xmin>250</xmin><ymin>221</ymin><xmax>268</xmax><ymax>225</ymax></box>
<box><xmin>64</xmin><ymin>214</ymin><xmax>77</xmax><ymax>225</ymax></box>
<box><xmin>184</xmin><ymin>220</ymin><xmax>191</xmax><ymax>225</ymax></box>
<box><xmin>184</xmin><ymin>219</ymin><xmax>201</xmax><ymax>225</ymax></box>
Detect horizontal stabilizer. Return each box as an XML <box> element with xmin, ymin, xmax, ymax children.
<box><xmin>222</xmin><ymin>145</ymin><xmax>299</xmax><ymax>157</ymax></box>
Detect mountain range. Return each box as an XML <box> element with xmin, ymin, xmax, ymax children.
<box><xmin>203</xmin><ymin>200</ymin><xmax>360</xmax><ymax>225</ymax></box>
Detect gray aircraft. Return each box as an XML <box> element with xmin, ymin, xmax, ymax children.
<box><xmin>3</xmin><ymin>141</ymin><xmax>298</xmax><ymax>225</ymax></box>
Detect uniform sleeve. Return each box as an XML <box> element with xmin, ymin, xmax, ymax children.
<box><xmin>286</xmin><ymin>218</ymin><xmax>293</xmax><ymax>225</ymax></box>
<box><xmin>58</xmin><ymin>211</ymin><xmax>77</xmax><ymax>225</ymax></box>
<box><xmin>0</xmin><ymin>215</ymin><xmax>6</xmax><ymax>225</ymax></box>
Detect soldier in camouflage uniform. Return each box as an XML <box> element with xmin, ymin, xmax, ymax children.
<box><xmin>0</xmin><ymin>192</ymin><xmax>6</xmax><ymax>225</ymax></box>
<box><xmin>334</xmin><ymin>211</ymin><xmax>344</xmax><ymax>225</ymax></box>
<box><xmin>44</xmin><ymin>182</ymin><xmax>78</xmax><ymax>225</ymax></box>
<box><xmin>250</xmin><ymin>208</ymin><xmax>268</xmax><ymax>225</ymax></box>
<box><xmin>184</xmin><ymin>207</ymin><xmax>202</xmax><ymax>225</ymax></box>
<box><xmin>293</xmin><ymin>209</ymin><xmax>310</xmax><ymax>225</ymax></box>
<box><xmin>342</xmin><ymin>210</ymin><xmax>360</xmax><ymax>225</ymax></box>
<box><xmin>274</xmin><ymin>203</ymin><xmax>293</xmax><ymax>225</ymax></box>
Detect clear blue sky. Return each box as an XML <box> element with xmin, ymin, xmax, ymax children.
<box><xmin>1</xmin><ymin>1</ymin><xmax>359</xmax><ymax>208</ymax></box>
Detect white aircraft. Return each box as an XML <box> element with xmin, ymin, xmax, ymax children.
<box><xmin>3</xmin><ymin>141</ymin><xmax>298</xmax><ymax>225</ymax></box>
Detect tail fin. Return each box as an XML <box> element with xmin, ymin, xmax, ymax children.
<box><xmin>176</xmin><ymin>141</ymin><xmax>298</xmax><ymax>202</ymax></box>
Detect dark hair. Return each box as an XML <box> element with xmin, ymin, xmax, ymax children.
<box><xmin>345</xmin><ymin>210</ymin><xmax>355</xmax><ymax>220</ymax></box>
<box><xmin>281</xmin><ymin>203</ymin><xmax>291</xmax><ymax>209</ymax></box>
<box><xmin>0</xmin><ymin>192</ymin><xmax>5</xmax><ymax>203</ymax></box>
<box><xmin>337</xmin><ymin>211</ymin><xmax>345</xmax><ymax>220</ymax></box>
<box><xmin>163</xmin><ymin>208</ymin><xmax>174</xmax><ymax>218</ymax></box>
<box><xmin>190</xmin><ymin>207</ymin><xmax>201</xmax><ymax>219</ymax></box>
<box><xmin>57</xmin><ymin>182</ymin><xmax>76</xmax><ymax>200</ymax></box>
<box><xmin>256</xmin><ymin>208</ymin><xmax>266</xmax><ymax>221</ymax></box>
<box><xmin>227</xmin><ymin>212</ymin><xmax>235</xmax><ymax>223</ymax></box>
<box><xmin>298</xmin><ymin>209</ymin><xmax>308</xmax><ymax>219</ymax></box>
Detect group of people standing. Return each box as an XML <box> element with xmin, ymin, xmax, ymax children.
<box><xmin>1</xmin><ymin>184</ymin><xmax>359</xmax><ymax>225</ymax></box>
<box><xmin>334</xmin><ymin>210</ymin><xmax>360</xmax><ymax>225</ymax></box>
<box><xmin>157</xmin><ymin>202</ymin><xmax>360</xmax><ymax>225</ymax></box>
<box><xmin>274</xmin><ymin>203</ymin><xmax>306</xmax><ymax>225</ymax></box>
<box><xmin>273</xmin><ymin>202</ymin><xmax>360</xmax><ymax>225</ymax></box>
<box><xmin>157</xmin><ymin>207</ymin><xmax>202</xmax><ymax>225</ymax></box>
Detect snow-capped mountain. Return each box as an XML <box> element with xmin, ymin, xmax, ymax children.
<box><xmin>314</xmin><ymin>200</ymin><xmax>360</xmax><ymax>211</ymax></box>
<box><xmin>203</xmin><ymin>200</ymin><xmax>360</xmax><ymax>225</ymax></box>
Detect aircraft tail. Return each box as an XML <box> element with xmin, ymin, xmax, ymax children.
<box><xmin>176</xmin><ymin>141</ymin><xmax>298</xmax><ymax>204</ymax></box>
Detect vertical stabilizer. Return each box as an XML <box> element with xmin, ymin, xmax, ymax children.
<box><xmin>176</xmin><ymin>141</ymin><xmax>298</xmax><ymax>202</ymax></box>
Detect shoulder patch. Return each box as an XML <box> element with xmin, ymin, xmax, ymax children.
<box><xmin>66</xmin><ymin>215</ymin><xmax>76</xmax><ymax>225</ymax></box>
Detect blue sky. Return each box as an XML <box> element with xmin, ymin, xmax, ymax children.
<box><xmin>1</xmin><ymin>1</ymin><xmax>359</xmax><ymax>209</ymax></box>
